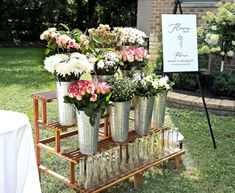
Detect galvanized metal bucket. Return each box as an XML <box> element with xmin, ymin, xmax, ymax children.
<box><xmin>56</xmin><ymin>81</ymin><xmax>76</xmax><ymax>126</ymax></box>
<box><xmin>134</xmin><ymin>96</ymin><xmax>154</xmax><ymax>136</ymax></box>
<box><xmin>108</xmin><ymin>101</ymin><xmax>131</xmax><ymax>142</ymax></box>
<box><xmin>151</xmin><ymin>93</ymin><xmax>167</xmax><ymax>129</ymax></box>
<box><xmin>76</xmin><ymin>110</ymin><xmax>101</xmax><ymax>155</ymax></box>
<box><xmin>96</xmin><ymin>75</ymin><xmax>114</xmax><ymax>82</ymax></box>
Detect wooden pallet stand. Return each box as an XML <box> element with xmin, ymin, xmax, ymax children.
<box><xmin>32</xmin><ymin>91</ymin><xmax>185</xmax><ymax>193</ymax></box>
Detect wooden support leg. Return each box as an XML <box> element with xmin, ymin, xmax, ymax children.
<box><xmin>70</xmin><ymin>162</ymin><xmax>75</xmax><ymax>184</ymax></box>
<box><xmin>55</xmin><ymin>130</ymin><xmax>61</xmax><ymax>153</ymax></box>
<box><xmin>34</xmin><ymin>98</ymin><xmax>41</xmax><ymax>179</ymax></box>
<box><xmin>174</xmin><ymin>155</ymin><xmax>180</xmax><ymax>170</ymax></box>
<box><xmin>134</xmin><ymin>173</ymin><xmax>143</xmax><ymax>189</ymax></box>
<box><xmin>42</xmin><ymin>101</ymin><xmax>47</xmax><ymax>124</ymax></box>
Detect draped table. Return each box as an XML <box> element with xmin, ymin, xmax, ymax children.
<box><xmin>0</xmin><ymin>110</ymin><xmax>41</xmax><ymax>193</ymax></box>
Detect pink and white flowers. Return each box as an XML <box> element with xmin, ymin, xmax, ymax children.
<box><xmin>68</xmin><ymin>80</ymin><xmax>111</xmax><ymax>102</ymax></box>
<box><xmin>64</xmin><ymin>80</ymin><xmax>112</xmax><ymax>125</ymax></box>
<box><xmin>119</xmin><ymin>46</ymin><xmax>149</xmax><ymax>70</ymax></box>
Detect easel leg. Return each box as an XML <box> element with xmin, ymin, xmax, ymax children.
<box><xmin>196</xmin><ymin>73</ymin><xmax>217</xmax><ymax>149</ymax></box>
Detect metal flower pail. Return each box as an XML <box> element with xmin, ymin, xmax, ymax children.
<box><xmin>56</xmin><ymin>81</ymin><xmax>76</xmax><ymax>126</ymax></box>
<box><xmin>151</xmin><ymin>93</ymin><xmax>167</xmax><ymax>129</ymax></box>
<box><xmin>108</xmin><ymin>101</ymin><xmax>131</xmax><ymax>142</ymax></box>
<box><xmin>134</xmin><ymin>96</ymin><xmax>154</xmax><ymax>136</ymax></box>
<box><xmin>76</xmin><ymin>110</ymin><xmax>101</xmax><ymax>155</ymax></box>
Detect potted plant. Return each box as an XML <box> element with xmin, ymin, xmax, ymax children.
<box><xmin>151</xmin><ymin>75</ymin><xmax>174</xmax><ymax>129</ymax></box>
<box><xmin>133</xmin><ymin>73</ymin><xmax>159</xmax><ymax>136</ymax></box>
<box><xmin>64</xmin><ymin>80</ymin><xmax>112</xmax><ymax>155</ymax></box>
<box><xmin>43</xmin><ymin>52</ymin><xmax>94</xmax><ymax>126</ymax></box>
<box><xmin>94</xmin><ymin>50</ymin><xmax>121</xmax><ymax>82</ymax></box>
<box><xmin>107</xmin><ymin>78</ymin><xmax>135</xmax><ymax>142</ymax></box>
<box><xmin>198</xmin><ymin>2</ymin><xmax>235</xmax><ymax>72</ymax></box>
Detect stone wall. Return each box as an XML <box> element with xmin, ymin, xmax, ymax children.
<box><xmin>136</xmin><ymin>0</ymin><xmax>235</xmax><ymax>71</ymax></box>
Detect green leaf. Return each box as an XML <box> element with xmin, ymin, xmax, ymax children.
<box><xmin>60</xmin><ymin>23</ymin><xmax>70</xmax><ymax>32</ymax></box>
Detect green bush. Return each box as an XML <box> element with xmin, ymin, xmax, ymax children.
<box><xmin>172</xmin><ymin>73</ymin><xmax>198</xmax><ymax>91</ymax></box>
<box><xmin>212</xmin><ymin>71</ymin><xmax>235</xmax><ymax>97</ymax></box>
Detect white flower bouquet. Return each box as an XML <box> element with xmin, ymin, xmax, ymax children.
<box><xmin>133</xmin><ymin>74</ymin><xmax>173</xmax><ymax>97</ymax></box>
<box><xmin>118</xmin><ymin>27</ymin><xmax>147</xmax><ymax>46</ymax></box>
<box><xmin>95</xmin><ymin>50</ymin><xmax>121</xmax><ymax>75</ymax></box>
<box><xmin>44</xmin><ymin>52</ymin><xmax>94</xmax><ymax>81</ymax></box>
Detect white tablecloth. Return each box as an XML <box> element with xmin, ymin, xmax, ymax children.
<box><xmin>0</xmin><ymin>110</ymin><xmax>41</xmax><ymax>193</ymax></box>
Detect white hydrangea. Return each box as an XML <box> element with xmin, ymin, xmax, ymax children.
<box><xmin>227</xmin><ymin>50</ymin><xmax>234</xmax><ymax>57</ymax></box>
<box><xmin>205</xmin><ymin>34</ymin><xmax>220</xmax><ymax>45</ymax></box>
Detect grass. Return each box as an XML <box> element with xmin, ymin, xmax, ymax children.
<box><xmin>0</xmin><ymin>48</ymin><xmax>235</xmax><ymax>193</ymax></box>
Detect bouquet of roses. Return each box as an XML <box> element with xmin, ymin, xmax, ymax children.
<box><xmin>119</xmin><ymin>46</ymin><xmax>149</xmax><ymax>70</ymax></box>
<box><xmin>64</xmin><ymin>80</ymin><xmax>112</xmax><ymax>125</ymax></box>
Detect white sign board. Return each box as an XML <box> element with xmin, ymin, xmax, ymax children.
<box><xmin>162</xmin><ymin>14</ymin><xmax>198</xmax><ymax>72</ymax></box>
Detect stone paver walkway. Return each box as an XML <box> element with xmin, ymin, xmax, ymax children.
<box><xmin>167</xmin><ymin>91</ymin><xmax>235</xmax><ymax>116</ymax></box>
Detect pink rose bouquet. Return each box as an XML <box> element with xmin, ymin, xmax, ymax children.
<box><xmin>64</xmin><ymin>80</ymin><xmax>112</xmax><ymax>125</ymax></box>
<box><xmin>119</xmin><ymin>46</ymin><xmax>149</xmax><ymax>70</ymax></box>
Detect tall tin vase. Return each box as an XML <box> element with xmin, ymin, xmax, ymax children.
<box><xmin>56</xmin><ymin>81</ymin><xmax>76</xmax><ymax>126</ymax></box>
<box><xmin>108</xmin><ymin>101</ymin><xmax>131</xmax><ymax>142</ymax></box>
<box><xmin>76</xmin><ymin>110</ymin><xmax>101</xmax><ymax>155</ymax></box>
<box><xmin>151</xmin><ymin>92</ymin><xmax>167</xmax><ymax>129</ymax></box>
<box><xmin>134</xmin><ymin>96</ymin><xmax>154</xmax><ymax>136</ymax></box>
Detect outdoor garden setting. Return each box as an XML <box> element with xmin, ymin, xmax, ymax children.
<box><xmin>0</xmin><ymin>1</ymin><xmax>235</xmax><ymax>193</ymax></box>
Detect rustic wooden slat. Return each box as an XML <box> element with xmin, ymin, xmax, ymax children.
<box><xmin>32</xmin><ymin>90</ymin><xmax>56</xmax><ymax>102</ymax></box>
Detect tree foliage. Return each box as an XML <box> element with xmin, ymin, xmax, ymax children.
<box><xmin>0</xmin><ymin>0</ymin><xmax>137</xmax><ymax>43</ymax></box>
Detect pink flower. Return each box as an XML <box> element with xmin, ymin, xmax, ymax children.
<box><xmin>67</xmin><ymin>39</ymin><xmax>76</xmax><ymax>49</ymax></box>
<box><xmin>86</xmin><ymin>83</ymin><xmax>95</xmax><ymax>94</ymax></box>
<box><xmin>76</xmin><ymin>94</ymin><xmax>82</xmax><ymax>101</ymax></box>
<box><xmin>74</xmin><ymin>43</ymin><xmax>81</xmax><ymax>49</ymax></box>
<box><xmin>90</xmin><ymin>94</ymin><xmax>97</xmax><ymax>102</ymax></box>
<box><xmin>80</xmin><ymin>34</ymin><xmax>87</xmax><ymax>42</ymax></box>
<box><xmin>83</xmin><ymin>40</ymin><xmax>89</xmax><ymax>46</ymax></box>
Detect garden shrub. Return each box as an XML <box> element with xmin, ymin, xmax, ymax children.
<box><xmin>172</xmin><ymin>73</ymin><xmax>198</xmax><ymax>92</ymax></box>
<box><xmin>212</xmin><ymin>71</ymin><xmax>235</xmax><ymax>97</ymax></box>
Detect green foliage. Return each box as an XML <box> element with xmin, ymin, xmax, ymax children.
<box><xmin>0</xmin><ymin>0</ymin><xmax>137</xmax><ymax>43</ymax></box>
<box><xmin>108</xmin><ymin>78</ymin><xmax>135</xmax><ymax>102</ymax></box>
<box><xmin>172</xmin><ymin>73</ymin><xmax>198</xmax><ymax>91</ymax></box>
<box><xmin>212</xmin><ymin>71</ymin><xmax>235</xmax><ymax>97</ymax></box>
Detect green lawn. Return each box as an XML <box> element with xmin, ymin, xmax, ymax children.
<box><xmin>0</xmin><ymin>48</ymin><xmax>234</xmax><ymax>193</ymax></box>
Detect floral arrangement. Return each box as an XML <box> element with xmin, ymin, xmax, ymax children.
<box><xmin>88</xmin><ymin>24</ymin><xmax>123</xmax><ymax>48</ymax></box>
<box><xmin>133</xmin><ymin>74</ymin><xmax>173</xmax><ymax>97</ymax></box>
<box><xmin>119</xmin><ymin>46</ymin><xmax>149</xmax><ymax>70</ymax></box>
<box><xmin>118</xmin><ymin>27</ymin><xmax>146</xmax><ymax>46</ymax></box>
<box><xmin>44</xmin><ymin>52</ymin><xmax>94</xmax><ymax>81</ymax></box>
<box><xmin>107</xmin><ymin>78</ymin><xmax>135</xmax><ymax>102</ymax></box>
<box><xmin>95</xmin><ymin>50</ymin><xmax>121</xmax><ymax>75</ymax></box>
<box><xmin>198</xmin><ymin>2</ymin><xmax>235</xmax><ymax>71</ymax></box>
<box><xmin>64</xmin><ymin>80</ymin><xmax>112</xmax><ymax>125</ymax></box>
<box><xmin>40</xmin><ymin>25</ymin><xmax>91</xmax><ymax>55</ymax></box>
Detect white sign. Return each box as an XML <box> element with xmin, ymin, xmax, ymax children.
<box><xmin>162</xmin><ymin>14</ymin><xmax>198</xmax><ymax>72</ymax></box>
